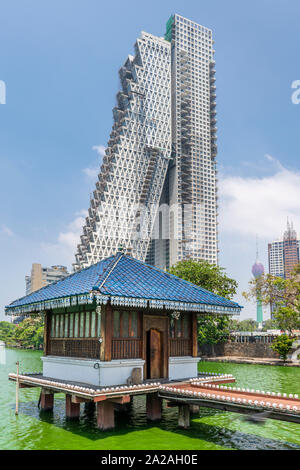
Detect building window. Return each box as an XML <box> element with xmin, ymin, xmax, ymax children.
<box><xmin>50</xmin><ymin>311</ymin><xmax>100</xmax><ymax>339</ymax></box>
<box><xmin>169</xmin><ymin>313</ymin><xmax>191</xmax><ymax>339</ymax></box>
<box><xmin>113</xmin><ymin>310</ymin><xmax>140</xmax><ymax>338</ymax></box>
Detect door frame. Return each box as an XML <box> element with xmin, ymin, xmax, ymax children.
<box><xmin>142</xmin><ymin>314</ymin><xmax>169</xmax><ymax>379</ymax></box>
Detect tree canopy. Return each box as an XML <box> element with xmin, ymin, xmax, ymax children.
<box><xmin>169</xmin><ymin>259</ymin><xmax>238</xmax><ymax>346</ymax></box>
<box><xmin>243</xmin><ymin>263</ymin><xmax>300</xmax><ymax>334</ymax></box>
<box><xmin>168</xmin><ymin>259</ymin><xmax>238</xmax><ymax>299</ymax></box>
<box><xmin>1</xmin><ymin>317</ymin><xmax>44</xmax><ymax>349</ymax></box>
<box><xmin>270</xmin><ymin>334</ymin><xmax>294</xmax><ymax>361</ymax></box>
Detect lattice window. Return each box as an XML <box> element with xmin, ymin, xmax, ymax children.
<box><xmin>50</xmin><ymin>310</ymin><xmax>101</xmax><ymax>339</ymax></box>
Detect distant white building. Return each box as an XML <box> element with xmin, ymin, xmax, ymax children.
<box><xmin>268</xmin><ymin>221</ymin><xmax>300</xmax><ymax>279</ymax></box>
<box><xmin>25</xmin><ymin>263</ymin><xmax>69</xmax><ymax>295</ymax></box>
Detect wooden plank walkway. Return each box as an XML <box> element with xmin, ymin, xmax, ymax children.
<box><xmin>158</xmin><ymin>380</ymin><xmax>300</xmax><ymax>424</ymax></box>
<box><xmin>8</xmin><ymin>371</ymin><xmax>300</xmax><ymax>426</ymax></box>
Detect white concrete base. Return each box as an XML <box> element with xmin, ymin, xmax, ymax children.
<box><xmin>168</xmin><ymin>356</ymin><xmax>200</xmax><ymax>380</ymax></box>
<box><xmin>42</xmin><ymin>356</ymin><xmax>145</xmax><ymax>387</ymax></box>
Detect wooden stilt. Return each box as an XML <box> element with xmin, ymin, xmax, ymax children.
<box><xmin>190</xmin><ymin>404</ymin><xmax>200</xmax><ymax>414</ymax></box>
<box><xmin>15</xmin><ymin>361</ymin><xmax>19</xmax><ymax>415</ymax></box>
<box><xmin>146</xmin><ymin>393</ymin><xmax>162</xmax><ymax>421</ymax></box>
<box><xmin>66</xmin><ymin>394</ymin><xmax>80</xmax><ymax>419</ymax></box>
<box><xmin>96</xmin><ymin>400</ymin><xmax>115</xmax><ymax>430</ymax></box>
<box><xmin>40</xmin><ymin>388</ymin><xmax>54</xmax><ymax>412</ymax></box>
<box><xmin>84</xmin><ymin>401</ymin><xmax>95</xmax><ymax>413</ymax></box>
<box><xmin>178</xmin><ymin>404</ymin><xmax>190</xmax><ymax>429</ymax></box>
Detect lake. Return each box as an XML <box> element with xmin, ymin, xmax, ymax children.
<box><xmin>0</xmin><ymin>347</ymin><xmax>300</xmax><ymax>450</ymax></box>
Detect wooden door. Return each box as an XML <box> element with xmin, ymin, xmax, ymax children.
<box><xmin>149</xmin><ymin>329</ymin><xmax>162</xmax><ymax>379</ymax></box>
<box><xmin>143</xmin><ymin>314</ymin><xmax>168</xmax><ymax>379</ymax></box>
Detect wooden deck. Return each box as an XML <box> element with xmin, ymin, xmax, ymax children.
<box><xmin>8</xmin><ymin>371</ymin><xmax>234</xmax><ymax>399</ymax></box>
<box><xmin>8</xmin><ymin>371</ymin><xmax>300</xmax><ymax>426</ymax></box>
<box><xmin>158</xmin><ymin>380</ymin><xmax>300</xmax><ymax>424</ymax></box>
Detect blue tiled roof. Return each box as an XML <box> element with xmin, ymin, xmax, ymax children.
<box><xmin>6</xmin><ymin>253</ymin><xmax>242</xmax><ymax>314</ymax></box>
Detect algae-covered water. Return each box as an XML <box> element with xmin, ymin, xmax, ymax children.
<box><xmin>0</xmin><ymin>348</ymin><xmax>300</xmax><ymax>450</ymax></box>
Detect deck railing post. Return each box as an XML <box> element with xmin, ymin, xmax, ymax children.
<box><xmin>96</xmin><ymin>400</ymin><xmax>115</xmax><ymax>430</ymax></box>
<box><xmin>40</xmin><ymin>388</ymin><xmax>54</xmax><ymax>412</ymax></box>
<box><xmin>146</xmin><ymin>393</ymin><xmax>162</xmax><ymax>421</ymax></box>
<box><xmin>65</xmin><ymin>394</ymin><xmax>80</xmax><ymax>419</ymax></box>
<box><xmin>15</xmin><ymin>361</ymin><xmax>19</xmax><ymax>415</ymax></box>
<box><xmin>178</xmin><ymin>404</ymin><xmax>190</xmax><ymax>429</ymax></box>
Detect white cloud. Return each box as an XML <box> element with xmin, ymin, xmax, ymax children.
<box><xmin>92</xmin><ymin>145</ymin><xmax>106</xmax><ymax>157</ymax></box>
<box><xmin>41</xmin><ymin>210</ymin><xmax>87</xmax><ymax>267</ymax></box>
<box><xmin>82</xmin><ymin>166</ymin><xmax>99</xmax><ymax>180</ymax></box>
<box><xmin>82</xmin><ymin>145</ymin><xmax>106</xmax><ymax>182</ymax></box>
<box><xmin>219</xmin><ymin>155</ymin><xmax>300</xmax><ymax>320</ymax></box>
<box><xmin>1</xmin><ymin>225</ymin><xmax>14</xmax><ymax>237</ymax></box>
<box><xmin>219</xmin><ymin>156</ymin><xmax>300</xmax><ymax>239</ymax></box>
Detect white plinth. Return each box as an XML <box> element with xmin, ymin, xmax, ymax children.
<box><xmin>42</xmin><ymin>356</ymin><xmax>145</xmax><ymax>386</ymax></box>
<box><xmin>168</xmin><ymin>356</ymin><xmax>200</xmax><ymax>380</ymax></box>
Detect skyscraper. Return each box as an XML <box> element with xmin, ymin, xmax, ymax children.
<box><xmin>74</xmin><ymin>14</ymin><xmax>218</xmax><ymax>271</ymax></box>
<box><xmin>268</xmin><ymin>220</ymin><xmax>300</xmax><ymax>279</ymax></box>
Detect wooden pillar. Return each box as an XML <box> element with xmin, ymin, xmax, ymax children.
<box><xmin>190</xmin><ymin>404</ymin><xmax>200</xmax><ymax>414</ymax></box>
<box><xmin>84</xmin><ymin>401</ymin><xmax>95</xmax><ymax>413</ymax></box>
<box><xmin>40</xmin><ymin>388</ymin><xmax>54</xmax><ymax>412</ymax></box>
<box><xmin>104</xmin><ymin>303</ymin><xmax>113</xmax><ymax>361</ymax></box>
<box><xmin>43</xmin><ymin>310</ymin><xmax>51</xmax><ymax>356</ymax></box>
<box><xmin>192</xmin><ymin>313</ymin><xmax>198</xmax><ymax>357</ymax></box>
<box><xmin>146</xmin><ymin>393</ymin><xmax>162</xmax><ymax>421</ymax></box>
<box><xmin>65</xmin><ymin>394</ymin><xmax>80</xmax><ymax>419</ymax></box>
<box><xmin>178</xmin><ymin>404</ymin><xmax>190</xmax><ymax>429</ymax></box>
<box><xmin>96</xmin><ymin>400</ymin><xmax>115</xmax><ymax>430</ymax></box>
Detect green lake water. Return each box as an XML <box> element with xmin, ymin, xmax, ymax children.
<box><xmin>0</xmin><ymin>347</ymin><xmax>300</xmax><ymax>450</ymax></box>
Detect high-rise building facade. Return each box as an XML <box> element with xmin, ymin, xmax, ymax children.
<box><xmin>74</xmin><ymin>14</ymin><xmax>218</xmax><ymax>271</ymax></box>
<box><xmin>25</xmin><ymin>264</ymin><xmax>69</xmax><ymax>295</ymax></box>
<box><xmin>268</xmin><ymin>220</ymin><xmax>300</xmax><ymax>279</ymax></box>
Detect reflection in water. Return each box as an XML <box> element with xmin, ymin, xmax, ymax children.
<box><xmin>1</xmin><ymin>348</ymin><xmax>300</xmax><ymax>450</ymax></box>
<box><xmin>0</xmin><ymin>344</ymin><xmax>6</xmax><ymax>365</ymax></box>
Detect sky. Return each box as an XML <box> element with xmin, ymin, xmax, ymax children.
<box><xmin>1</xmin><ymin>0</ymin><xmax>300</xmax><ymax>321</ymax></box>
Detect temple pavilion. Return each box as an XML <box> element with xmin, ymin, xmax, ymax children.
<box><xmin>6</xmin><ymin>252</ymin><xmax>241</xmax><ymax>387</ymax></box>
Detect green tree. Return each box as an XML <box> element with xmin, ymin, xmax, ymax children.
<box><xmin>11</xmin><ymin>317</ymin><xmax>44</xmax><ymax>349</ymax></box>
<box><xmin>270</xmin><ymin>334</ymin><xmax>294</xmax><ymax>361</ymax></box>
<box><xmin>0</xmin><ymin>321</ymin><xmax>16</xmax><ymax>345</ymax></box>
<box><xmin>169</xmin><ymin>259</ymin><xmax>238</xmax><ymax>348</ymax></box>
<box><xmin>273</xmin><ymin>306</ymin><xmax>300</xmax><ymax>334</ymax></box>
<box><xmin>243</xmin><ymin>263</ymin><xmax>300</xmax><ymax>334</ymax></box>
<box><xmin>168</xmin><ymin>259</ymin><xmax>238</xmax><ymax>299</ymax></box>
<box><xmin>237</xmin><ymin>318</ymin><xmax>258</xmax><ymax>332</ymax></box>
<box><xmin>198</xmin><ymin>314</ymin><xmax>231</xmax><ymax>348</ymax></box>
<box><xmin>228</xmin><ymin>318</ymin><xmax>240</xmax><ymax>331</ymax></box>
<box><xmin>262</xmin><ymin>318</ymin><xmax>279</xmax><ymax>331</ymax></box>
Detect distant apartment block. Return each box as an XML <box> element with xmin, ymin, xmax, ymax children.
<box><xmin>25</xmin><ymin>264</ymin><xmax>69</xmax><ymax>295</ymax></box>
<box><xmin>268</xmin><ymin>220</ymin><xmax>300</xmax><ymax>279</ymax></box>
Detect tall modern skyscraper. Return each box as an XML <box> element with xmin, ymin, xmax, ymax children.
<box><xmin>74</xmin><ymin>14</ymin><xmax>218</xmax><ymax>271</ymax></box>
<box><xmin>268</xmin><ymin>220</ymin><xmax>300</xmax><ymax>279</ymax></box>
